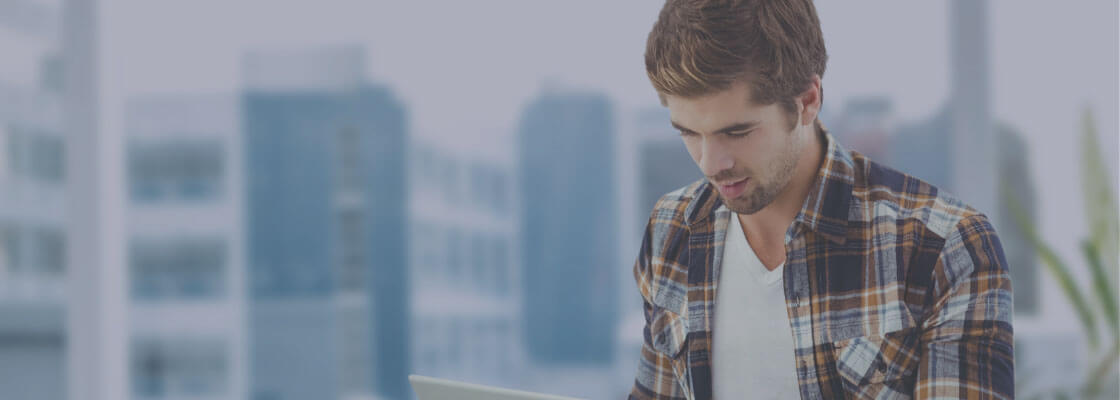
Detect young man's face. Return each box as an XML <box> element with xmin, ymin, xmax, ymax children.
<box><xmin>665</xmin><ymin>80</ymin><xmax>810</xmax><ymax>215</ymax></box>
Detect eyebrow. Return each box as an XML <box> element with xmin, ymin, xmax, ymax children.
<box><xmin>670</xmin><ymin>120</ymin><xmax>761</xmax><ymax>135</ymax></box>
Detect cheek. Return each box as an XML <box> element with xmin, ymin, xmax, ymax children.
<box><xmin>752</xmin><ymin>133</ymin><xmax>790</xmax><ymax>170</ymax></box>
<box><xmin>725</xmin><ymin>139</ymin><xmax>757</xmax><ymax>171</ymax></box>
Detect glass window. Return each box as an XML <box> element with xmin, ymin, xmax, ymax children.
<box><xmin>446</xmin><ymin>228</ymin><xmax>461</xmax><ymax>282</ymax></box>
<box><xmin>421</xmin><ymin>318</ymin><xmax>439</xmax><ymax>371</ymax></box>
<box><xmin>494</xmin><ymin>238</ymin><xmax>509</xmax><ymax>295</ymax></box>
<box><xmin>31</xmin><ymin>227</ymin><xmax>64</xmax><ymax>276</ymax></box>
<box><xmin>336</xmin><ymin>208</ymin><xmax>366</xmax><ymax>292</ymax></box>
<box><xmin>6</xmin><ymin>127</ymin><xmax>25</xmax><ymax>178</ymax></box>
<box><xmin>130</xmin><ymin>238</ymin><xmax>227</xmax><ymax>300</ymax></box>
<box><xmin>415</xmin><ymin>222</ymin><xmax>439</xmax><ymax>277</ymax></box>
<box><xmin>129</xmin><ymin>140</ymin><xmax>224</xmax><ymax>203</ymax></box>
<box><xmin>493</xmin><ymin>170</ymin><xmax>507</xmax><ymax>211</ymax></box>
<box><xmin>179</xmin><ymin>142</ymin><xmax>223</xmax><ymax>199</ymax></box>
<box><xmin>449</xmin><ymin>318</ymin><xmax>462</xmax><ymax>365</ymax></box>
<box><xmin>131</xmin><ymin>338</ymin><xmax>228</xmax><ymax>398</ymax></box>
<box><xmin>471</xmin><ymin>233</ymin><xmax>487</xmax><ymax>292</ymax></box>
<box><xmin>30</xmin><ymin>134</ymin><xmax>64</xmax><ymax>183</ymax></box>
<box><xmin>0</xmin><ymin>224</ymin><xmax>21</xmax><ymax>274</ymax></box>
<box><xmin>336</xmin><ymin>126</ymin><xmax>363</xmax><ymax>191</ymax></box>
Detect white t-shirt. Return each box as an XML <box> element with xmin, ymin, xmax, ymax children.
<box><xmin>712</xmin><ymin>213</ymin><xmax>800</xmax><ymax>399</ymax></box>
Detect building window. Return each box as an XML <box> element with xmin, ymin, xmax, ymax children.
<box><xmin>132</xmin><ymin>338</ymin><xmax>228</xmax><ymax>398</ymax></box>
<box><xmin>5</xmin><ymin>126</ymin><xmax>65</xmax><ymax>184</ymax></box>
<box><xmin>336</xmin><ymin>126</ymin><xmax>363</xmax><ymax>192</ymax></box>
<box><xmin>411</xmin><ymin>223</ymin><xmax>423</xmax><ymax>274</ymax></box>
<box><xmin>449</xmin><ymin>318</ymin><xmax>462</xmax><ymax>366</ymax></box>
<box><xmin>471</xmin><ymin>233</ymin><xmax>487</xmax><ymax>293</ymax></box>
<box><xmin>421</xmin><ymin>319</ymin><xmax>439</xmax><ymax>371</ymax></box>
<box><xmin>31</xmin><ymin>133</ymin><xmax>64</xmax><ymax>182</ymax></box>
<box><xmin>413</xmin><ymin>222</ymin><xmax>440</xmax><ymax>277</ymax></box>
<box><xmin>5</xmin><ymin>126</ymin><xmax>23</xmax><ymax>178</ymax></box>
<box><xmin>446</xmin><ymin>228</ymin><xmax>461</xmax><ymax>282</ymax></box>
<box><xmin>339</xmin><ymin>303</ymin><xmax>372</xmax><ymax>393</ymax></box>
<box><xmin>493</xmin><ymin>170</ymin><xmax>507</xmax><ymax>212</ymax></box>
<box><xmin>30</xmin><ymin>227</ymin><xmax>65</xmax><ymax>276</ymax></box>
<box><xmin>474</xmin><ymin>320</ymin><xmax>489</xmax><ymax>369</ymax></box>
<box><xmin>128</xmin><ymin>140</ymin><xmax>224</xmax><ymax>203</ymax></box>
<box><xmin>130</xmin><ymin>238</ymin><xmax>227</xmax><ymax>300</ymax></box>
<box><xmin>494</xmin><ymin>238</ymin><xmax>509</xmax><ymax>295</ymax></box>
<box><xmin>0</xmin><ymin>224</ymin><xmax>65</xmax><ymax>277</ymax></box>
<box><xmin>336</xmin><ymin>208</ymin><xmax>366</xmax><ymax>292</ymax></box>
<box><xmin>500</xmin><ymin>320</ymin><xmax>516</xmax><ymax>373</ymax></box>
<box><xmin>0</xmin><ymin>224</ymin><xmax>20</xmax><ymax>274</ymax></box>
<box><xmin>433</xmin><ymin>226</ymin><xmax>444</xmax><ymax>279</ymax></box>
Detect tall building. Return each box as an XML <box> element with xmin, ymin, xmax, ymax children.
<box><xmin>123</xmin><ymin>95</ymin><xmax>248</xmax><ymax>400</ymax></box>
<box><xmin>518</xmin><ymin>89</ymin><xmax>618</xmax><ymax>365</ymax></box>
<box><xmin>892</xmin><ymin>0</ymin><xmax>998</xmax><ymax>209</ymax></box>
<box><xmin>0</xmin><ymin>1</ymin><xmax>67</xmax><ymax>399</ymax></box>
<box><xmin>888</xmin><ymin>107</ymin><xmax>953</xmax><ymax>190</ymax></box>
<box><xmin>634</xmin><ymin>107</ymin><xmax>701</xmax><ymax>228</ymax></box>
<box><xmin>620</xmin><ymin>106</ymin><xmax>701</xmax><ymax>397</ymax></box>
<box><xmin>888</xmin><ymin>0</ymin><xmax>1039</xmax><ymax>315</ymax></box>
<box><xmin>0</xmin><ymin>54</ymin><xmax>67</xmax><ymax>400</ymax></box>
<box><xmin>894</xmin><ymin>116</ymin><xmax>1042</xmax><ymax>317</ymax></box>
<box><xmin>995</xmin><ymin>123</ymin><xmax>1039</xmax><ymax>315</ymax></box>
<box><xmin>407</xmin><ymin>140</ymin><xmax>525</xmax><ymax>388</ymax></box>
<box><xmin>827</xmin><ymin>96</ymin><xmax>895</xmax><ymax>162</ymax></box>
<box><xmin>948</xmin><ymin>0</ymin><xmax>997</xmax><ymax>224</ymax></box>
<box><xmin>242</xmin><ymin>46</ymin><xmax>410</xmax><ymax>400</ymax></box>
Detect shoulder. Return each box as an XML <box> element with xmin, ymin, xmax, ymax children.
<box><xmin>847</xmin><ymin>152</ymin><xmax>1007</xmax><ymax>290</ymax></box>
<box><xmin>849</xmin><ymin>152</ymin><xmax>984</xmax><ymax>243</ymax></box>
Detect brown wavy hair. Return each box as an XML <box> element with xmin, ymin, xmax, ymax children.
<box><xmin>645</xmin><ymin>0</ymin><xmax>828</xmax><ymax>128</ymax></box>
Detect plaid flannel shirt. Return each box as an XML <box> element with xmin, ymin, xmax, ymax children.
<box><xmin>630</xmin><ymin>132</ymin><xmax>1014</xmax><ymax>399</ymax></box>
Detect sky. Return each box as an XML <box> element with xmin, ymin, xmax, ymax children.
<box><xmin>98</xmin><ymin>0</ymin><xmax>1120</xmax><ymax>323</ymax></box>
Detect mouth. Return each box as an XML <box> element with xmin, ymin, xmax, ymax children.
<box><xmin>715</xmin><ymin>177</ymin><xmax>749</xmax><ymax>198</ymax></box>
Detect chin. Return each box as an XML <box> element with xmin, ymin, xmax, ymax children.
<box><xmin>722</xmin><ymin>194</ymin><xmax>765</xmax><ymax>215</ymax></box>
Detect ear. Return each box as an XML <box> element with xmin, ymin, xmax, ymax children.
<box><xmin>796</xmin><ymin>74</ymin><xmax>822</xmax><ymax>127</ymax></box>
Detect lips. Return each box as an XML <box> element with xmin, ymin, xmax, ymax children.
<box><xmin>716</xmin><ymin>177</ymin><xmax>749</xmax><ymax>198</ymax></box>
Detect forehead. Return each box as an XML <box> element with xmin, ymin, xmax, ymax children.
<box><xmin>664</xmin><ymin>80</ymin><xmax>773</xmax><ymax>132</ymax></box>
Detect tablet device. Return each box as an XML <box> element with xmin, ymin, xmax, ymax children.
<box><xmin>409</xmin><ymin>375</ymin><xmax>585</xmax><ymax>400</ymax></box>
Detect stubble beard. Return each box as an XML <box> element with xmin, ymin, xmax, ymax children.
<box><xmin>720</xmin><ymin>134</ymin><xmax>802</xmax><ymax>215</ymax></box>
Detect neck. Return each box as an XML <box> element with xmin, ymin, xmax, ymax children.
<box><xmin>738</xmin><ymin>124</ymin><xmax>826</xmax><ymax>240</ymax></box>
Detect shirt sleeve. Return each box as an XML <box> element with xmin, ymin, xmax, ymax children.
<box><xmin>915</xmin><ymin>213</ymin><xmax>1015</xmax><ymax>399</ymax></box>
<box><xmin>630</xmin><ymin>214</ymin><xmax>690</xmax><ymax>400</ymax></box>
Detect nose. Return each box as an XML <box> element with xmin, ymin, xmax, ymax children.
<box><xmin>698</xmin><ymin>137</ymin><xmax>733</xmax><ymax>178</ymax></box>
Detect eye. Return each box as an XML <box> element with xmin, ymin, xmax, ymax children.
<box><xmin>725</xmin><ymin>131</ymin><xmax>751</xmax><ymax>138</ymax></box>
<box><xmin>678</xmin><ymin>130</ymin><xmax>698</xmax><ymax>137</ymax></box>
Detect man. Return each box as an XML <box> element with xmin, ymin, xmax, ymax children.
<box><xmin>630</xmin><ymin>1</ymin><xmax>1014</xmax><ymax>399</ymax></box>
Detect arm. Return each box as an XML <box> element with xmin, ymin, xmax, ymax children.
<box><xmin>630</xmin><ymin>216</ymin><xmax>689</xmax><ymax>400</ymax></box>
<box><xmin>915</xmin><ymin>214</ymin><xmax>1015</xmax><ymax>399</ymax></box>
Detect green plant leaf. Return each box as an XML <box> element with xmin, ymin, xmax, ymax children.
<box><xmin>1007</xmin><ymin>188</ymin><xmax>1099</xmax><ymax>347</ymax></box>
<box><xmin>1083</xmin><ymin>240</ymin><xmax>1119</xmax><ymax>336</ymax></box>
<box><xmin>1084</xmin><ymin>339</ymin><xmax>1120</xmax><ymax>398</ymax></box>
<box><xmin>1080</xmin><ymin>108</ymin><xmax>1120</xmax><ymax>295</ymax></box>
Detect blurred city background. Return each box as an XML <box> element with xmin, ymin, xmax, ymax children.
<box><xmin>0</xmin><ymin>0</ymin><xmax>1117</xmax><ymax>399</ymax></box>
